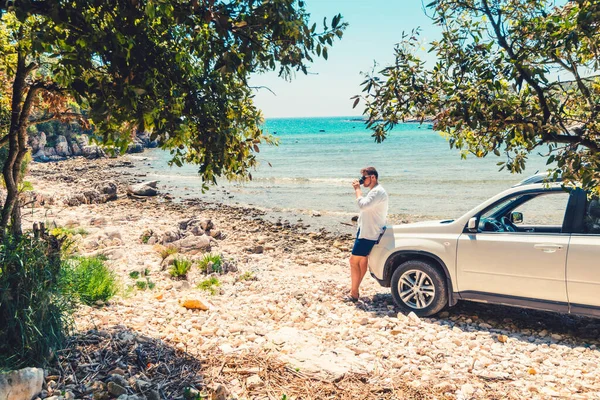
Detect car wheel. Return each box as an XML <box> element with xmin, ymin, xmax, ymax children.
<box><xmin>390</xmin><ymin>260</ymin><xmax>448</xmax><ymax>317</ymax></box>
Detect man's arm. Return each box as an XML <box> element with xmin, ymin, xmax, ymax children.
<box><xmin>356</xmin><ymin>187</ymin><xmax>384</xmax><ymax>210</ymax></box>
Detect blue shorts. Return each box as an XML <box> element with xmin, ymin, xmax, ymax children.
<box><xmin>351</xmin><ymin>230</ymin><xmax>378</xmax><ymax>256</ymax></box>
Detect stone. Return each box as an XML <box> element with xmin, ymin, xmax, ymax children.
<box><xmin>407</xmin><ymin>312</ymin><xmax>420</xmax><ymax>324</ymax></box>
<box><xmin>434</xmin><ymin>381</ymin><xmax>455</xmax><ymax>392</ymax></box>
<box><xmin>181</xmin><ymin>299</ymin><xmax>209</xmax><ymax>310</ymax></box>
<box><xmin>0</xmin><ymin>368</ymin><xmax>44</xmax><ymax>400</ymax></box>
<box><xmin>459</xmin><ymin>383</ymin><xmax>476</xmax><ymax>396</ymax></box>
<box><xmin>55</xmin><ymin>135</ymin><xmax>71</xmax><ymax>156</ymax></box>
<box><xmin>96</xmin><ymin>181</ymin><xmax>118</xmax><ymax>201</ymax></box>
<box><xmin>211</xmin><ymin>384</ymin><xmax>229</xmax><ymax>400</ymax></box>
<box><xmin>170</xmin><ymin>235</ymin><xmax>213</xmax><ymax>253</ymax></box>
<box><xmin>107</xmin><ymin>381</ymin><xmax>127</xmax><ymax>397</ymax></box>
<box><xmin>127</xmin><ymin>181</ymin><xmax>159</xmax><ymax>196</ymax></box>
<box><xmin>246</xmin><ymin>374</ymin><xmax>263</xmax><ymax>389</ymax></box>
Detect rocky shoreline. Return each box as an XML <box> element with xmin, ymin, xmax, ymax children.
<box><xmin>12</xmin><ymin>156</ymin><xmax>600</xmax><ymax>399</ymax></box>
<box><xmin>28</xmin><ymin>131</ymin><xmax>157</xmax><ymax>163</ymax></box>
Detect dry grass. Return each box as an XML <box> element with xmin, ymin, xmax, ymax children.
<box><xmin>200</xmin><ymin>350</ymin><xmax>442</xmax><ymax>400</ymax></box>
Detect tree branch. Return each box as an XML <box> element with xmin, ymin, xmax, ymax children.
<box><xmin>481</xmin><ymin>0</ymin><xmax>552</xmax><ymax>125</ymax></box>
<box><xmin>30</xmin><ymin>112</ymin><xmax>87</xmax><ymax>125</ymax></box>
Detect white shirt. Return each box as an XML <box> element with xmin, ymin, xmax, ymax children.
<box><xmin>356</xmin><ymin>184</ymin><xmax>389</xmax><ymax>240</ymax></box>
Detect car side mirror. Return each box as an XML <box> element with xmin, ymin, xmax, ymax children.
<box><xmin>511</xmin><ymin>211</ymin><xmax>523</xmax><ymax>224</ymax></box>
<box><xmin>467</xmin><ymin>217</ymin><xmax>478</xmax><ymax>232</ymax></box>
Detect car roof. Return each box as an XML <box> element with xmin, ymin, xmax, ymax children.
<box><xmin>511</xmin><ymin>172</ymin><xmax>562</xmax><ymax>188</ymax></box>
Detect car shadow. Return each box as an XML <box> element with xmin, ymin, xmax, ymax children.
<box><xmin>360</xmin><ymin>293</ymin><xmax>600</xmax><ymax>348</ymax></box>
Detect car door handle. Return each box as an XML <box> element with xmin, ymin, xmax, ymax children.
<box><xmin>534</xmin><ymin>244</ymin><xmax>564</xmax><ymax>253</ymax></box>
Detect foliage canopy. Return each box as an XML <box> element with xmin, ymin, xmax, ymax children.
<box><xmin>0</xmin><ymin>0</ymin><xmax>345</xmax><ymax>234</ymax></box>
<box><xmin>358</xmin><ymin>0</ymin><xmax>600</xmax><ymax>191</ymax></box>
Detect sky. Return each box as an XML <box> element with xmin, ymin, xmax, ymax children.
<box><xmin>250</xmin><ymin>0</ymin><xmax>442</xmax><ymax>118</ymax></box>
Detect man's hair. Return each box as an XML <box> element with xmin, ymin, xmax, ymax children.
<box><xmin>361</xmin><ymin>166</ymin><xmax>378</xmax><ymax>179</ymax></box>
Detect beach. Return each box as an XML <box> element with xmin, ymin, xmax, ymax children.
<box><xmin>22</xmin><ymin>155</ymin><xmax>600</xmax><ymax>399</ymax></box>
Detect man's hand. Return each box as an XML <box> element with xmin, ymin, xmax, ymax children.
<box><xmin>352</xmin><ymin>180</ymin><xmax>362</xmax><ymax>199</ymax></box>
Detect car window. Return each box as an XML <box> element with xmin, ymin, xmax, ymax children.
<box><xmin>512</xmin><ymin>192</ymin><xmax>570</xmax><ymax>226</ymax></box>
<box><xmin>478</xmin><ymin>191</ymin><xmax>570</xmax><ymax>232</ymax></box>
<box><xmin>478</xmin><ymin>195</ymin><xmax>525</xmax><ymax>231</ymax></box>
<box><xmin>584</xmin><ymin>197</ymin><xmax>600</xmax><ymax>234</ymax></box>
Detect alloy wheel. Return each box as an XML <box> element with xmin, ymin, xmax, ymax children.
<box><xmin>397</xmin><ymin>269</ymin><xmax>436</xmax><ymax>309</ymax></box>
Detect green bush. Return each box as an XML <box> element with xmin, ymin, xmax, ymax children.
<box><xmin>197</xmin><ymin>277</ymin><xmax>221</xmax><ymax>295</ymax></box>
<box><xmin>198</xmin><ymin>253</ymin><xmax>223</xmax><ymax>274</ymax></box>
<box><xmin>236</xmin><ymin>271</ymin><xmax>256</xmax><ymax>282</ymax></box>
<box><xmin>49</xmin><ymin>226</ymin><xmax>88</xmax><ymax>255</ymax></box>
<box><xmin>135</xmin><ymin>280</ymin><xmax>147</xmax><ymax>290</ymax></box>
<box><xmin>169</xmin><ymin>258</ymin><xmax>192</xmax><ymax>279</ymax></box>
<box><xmin>0</xmin><ymin>233</ymin><xmax>74</xmax><ymax>370</ymax></box>
<box><xmin>62</xmin><ymin>255</ymin><xmax>118</xmax><ymax>305</ymax></box>
<box><xmin>159</xmin><ymin>246</ymin><xmax>178</xmax><ymax>261</ymax></box>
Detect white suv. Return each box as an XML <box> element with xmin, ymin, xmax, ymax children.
<box><xmin>368</xmin><ymin>174</ymin><xmax>600</xmax><ymax>317</ymax></box>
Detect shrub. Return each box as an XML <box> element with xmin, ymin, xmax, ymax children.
<box><xmin>135</xmin><ymin>280</ymin><xmax>147</xmax><ymax>290</ymax></box>
<box><xmin>0</xmin><ymin>233</ymin><xmax>74</xmax><ymax>370</ymax></box>
<box><xmin>159</xmin><ymin>246</ymin><xmax>178</xmax><ymax>261</ymax></box>
<box><xmin>236</xmin><ymin>271</ymin><xmax>256</xmax><ymax>282</ymax></box>
<box><xmin>140</xmin><ymin>230</ymin><xmax>153</xmax><ymax>244</ymax></box>
<box><xmin>49</xmin><ymin>226</ymin><xmax>88</xmax><ymax>255</ymax></box>
<box><xmin>129</xmin><ymin>271</ymin><xmax>140</xmax><ymax>279</ymax></box>
<box><xmin>135</xmin><ymin>278</ymin><xmax>155</xmax><ymax>290</ymax></box>
<box><xmin>198</xmin><ymin>253</ymin><xmax>223</xmax><ymax>274</ymax></box>
<box><xmin>197</xmin><ymin>277</ymin><xmax>221</xmax><ymax>295</ymax></box>
<box><xmin>62</xmin><ymin>255</ymin><xmax>118</xmax><ymax>305</ymax></box>
<box><xmin>169</xmin><ymin>258</ymin><xmax>192</xmax><ymax>279</ymax></box>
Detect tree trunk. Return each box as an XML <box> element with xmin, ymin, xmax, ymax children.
<box><xmin>1</xmin><ymin>51</ymin><xmax>26</xmax><ymax>240</ymax></box>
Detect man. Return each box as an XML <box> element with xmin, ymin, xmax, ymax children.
<box><xmin>348</xmin><ymin>166</ymin><xmax>389</xmax><ymax>301</ymax></box>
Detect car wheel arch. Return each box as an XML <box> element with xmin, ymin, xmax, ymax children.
<box><xmin>384</xmin><ymin>250</ymin><xmax>457</xmax><ymax>306</ymax></box>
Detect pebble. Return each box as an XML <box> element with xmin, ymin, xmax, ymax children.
<box><xmin>28</xmin><ymin>157</ymin><xmax>600</xmax><ymax>399</ymax></box>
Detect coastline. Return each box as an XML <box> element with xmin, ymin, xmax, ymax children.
<box><xmin>19</xmin><ymin>155</ymin><xmax>600</xmax><ymax>399</ymax></box>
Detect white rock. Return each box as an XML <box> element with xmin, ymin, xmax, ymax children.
<box><xmin>0</xmin><ymin>368</ymin><xmax>44</xmax><ymax>400</ymax></box>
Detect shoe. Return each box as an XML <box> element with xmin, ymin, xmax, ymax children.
<box><xmin>342</xmin><ymin>295</ymin><xmax>359</xmax><ymax>303</ymax></box>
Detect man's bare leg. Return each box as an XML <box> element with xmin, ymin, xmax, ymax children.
<box><xmin>350</xmin><ymin>255</ymin><xmax>369</xmax><ymax>299</ymax></box>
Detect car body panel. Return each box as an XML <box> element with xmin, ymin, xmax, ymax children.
<box><xmin>368</xmin><ymin>223</ymin><xmax>462</xmax><ymax>288</ymax></box>
<box><xmin>566</xmin><ymin>234</ymin><xmax>600</xmax><ymax>308</ymax></box>
<box><xmin>456</xmin><ymin>232</ymin><xmax>569</xmax><ymax>302</ymax></box>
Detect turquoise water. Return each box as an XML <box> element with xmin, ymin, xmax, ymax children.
<box><xmin>131</xmin><ymin>117</ymin><xmax>552</xmax><ymax>230</ymax></box>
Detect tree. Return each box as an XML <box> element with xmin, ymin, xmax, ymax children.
<box><xmin>0</xmin><ymin>0</ymin><xmax>346</xmax><ymax>237</ymax></box>
<box><xmin>357</xmin><ymin>0</ymin><xmax>600</xmax><ymax>192</ymax></box>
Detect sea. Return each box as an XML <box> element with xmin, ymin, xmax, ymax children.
<box><xmin>128</xmin><ymin>116</ymin><xmax>553</xmax><ymax>235</ymax></box>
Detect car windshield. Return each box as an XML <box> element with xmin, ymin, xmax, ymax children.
<box><xmin>484</xmin><ymin>195</ymin><xmax>525</xmax><ymax>218</ymax></box>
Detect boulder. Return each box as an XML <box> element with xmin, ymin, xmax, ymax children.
<box><xmin>127</xmin><ymin>181</ymin><xmax>159</xmax><ymax>197</ymax></box>
<box><xmin>55</xmin><ymin>135</ymin><xmax>71</xmax><ymax>156</ymax></box>
<box><xmin>170</xmin><ymin>235</ymin><xmax>213</xmax><ymax>253</ymax></box>
<box><xmin>28</xmin><ymin>131</ymin><xmax>46</xmax><ymax>153</ymax></box>
<box><xmin>82</xmin><ymin>190</ymin><xmax>101</xmax><ymax>203</ymax></box>
<box><xmin>96</xmin><ymin>181</ymin><xmax>118</xmax><ymax>202</ymax></box>
<box><xmin>81</xmin><ymin>145</ymin><xmax>105</xmax><ymax>159</ymax></box>
<box><xmin>70</xmin><ymin>142</ymin><xmax>82</xmax><ymax>156</ymax></box>
<box><xmin>64</xmin><ymin>182</ymin><xmax>117</xmax><ymax>206</ymax></box>
<box><xmin>127</xmin><ymin>141</ymin><xmax>144</xmax><ymax>154</ymax></box>
<box><xmin>44</xmin><ymin>147</ymin><xmax>57</xmax><ymax>157</ymax></box>
<box><xmin>31</xmin><ymin>149</ymin><xmax>49</xmax><ymax>162</ymax></box>
<box><xmin>64</xmin><ymin>193</ymin><xmax>88</xmax><ymax>207</ymax></box>
<box><xmin>0</xmin><ymin>367</ymin><xmax>44</xmax><ymax>400</ymax></box>
<box><xmin>161</xmin><ymin>229</ymin><xmax>181</xmax><ymax>244</ymax></box>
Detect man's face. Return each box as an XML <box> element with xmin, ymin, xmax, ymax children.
<box><xmin>362</xmin><ymin>174</ymin><xmax>372</xmax><ymax>187</ymax></box>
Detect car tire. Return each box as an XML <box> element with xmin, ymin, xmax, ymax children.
<box><xmin>390</xmin><ymin>260</ymin><xmax>448</xmax><ymax>317</ymax></box>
